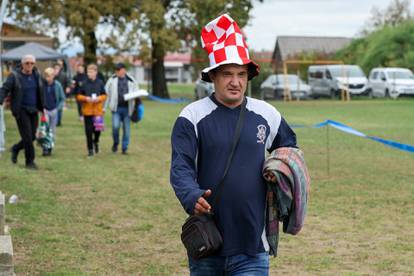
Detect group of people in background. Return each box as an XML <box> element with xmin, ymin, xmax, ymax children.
<box><xmin>0</xmin><ymin>54</ymin><xmax>141</xmax><ymax>169</ymax></box>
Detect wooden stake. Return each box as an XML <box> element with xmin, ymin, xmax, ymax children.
<box><xmin>326</xmin><ymin>124</ymin><xmax>330</xmax><ymax>178</ymax></box>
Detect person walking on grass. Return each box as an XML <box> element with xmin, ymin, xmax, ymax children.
<box><xmin>76</xmin><ymin>64</ymin><xmax>106</xmax><ymax>157</ymax></box>
<box><xmin>104</xmin><ymin>63</ymin><xmax>138</xmax><ymax>155</ymax></box>
<box><xmin>42</xmin><ymin>67</ymin><xmax>66</xmax><ymax>156</ymax></box>
<box><xmin>170</xmin><ymin>14</ymin><xmax>303</xmax><ymax>275</ymax></box>
<box><xmin>0</xmin><ymin>54</ymin><xmax>44</xmax><ymax>169</ymax></box>
<box><xmin>53</xmin><ymin>60</ymin><xmax>70</xmax><ymax>127</ymax></box>
<box><xmin>71</xmin><ymin>63</ymin><xmax>87</xmax><ymax>122</ymax></box>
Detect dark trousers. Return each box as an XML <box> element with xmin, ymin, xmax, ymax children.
<box><xmin>76</xmin><ymin>101</ymin><xmax>82</xmax><ymax>117</ymax></box>
<box><xmin>57</xmin><ymin>109</ymin><xmax>63</xmax><ymax>125</ymax></box>
<box><xmin>84</xmin><ymin>116</ymin><xmax>100</xmax><ymax>151</ymax></box>
<box><xmin>13</xmin><ymin>109</ymin><xmax>38</xmax><ymax>165</ymax></box>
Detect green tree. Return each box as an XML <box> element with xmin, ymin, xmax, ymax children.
<box><xmin>361</xmin><ymin>0</ymin><xmax>412</xmax><ymax>35</ymax></box>
<box><xmin>337</xmin><ymin>0</ymin><xmax>414</xmax><ymax>74</ymax></box>
<box><xmin>135</xmin><ymin>0</ymin><xmax>258</xmax><ymax>98</ymax></box>
<box><xmin>9</xmin><ymin>0</ymin><xmax>172</xmax><ymax>97</ymax></box>
<box><xmin>135</xmin><ymin>0</ymin><xmax>180</xmax><ymax>98</ymax></box>
<box><xmin>337</xmin><ymin>21</ymin><xmax>414</xmax><ymax>73</ymax></box>
<box><xmin>126</xmin><ymin>0</ymin><xmax>258</xmax><ymax>98</ymax></box>
<box><xmin>8</xmin><ymin>0</ymin><xmax>136</xmax><ymax>64</ymax></box>
<box><xmin>9</xmin><ymin>0</ymin><xmax>259</xmax><ymax>98</ymax></box>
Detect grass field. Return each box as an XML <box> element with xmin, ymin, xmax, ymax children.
<box><xmin>0</xmin><ymin>84</ymin><xmax>413</xmax><ymax>275</ymax></box>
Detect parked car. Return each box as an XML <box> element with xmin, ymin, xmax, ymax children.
<box><xmin>368</xmin><ymin>67</ymin><xmax>414</xmax><ymax>99</ymax></box>
<box><xmin>194</xmin><ymin>78</ymin><xmax>214</xmax><ymax>100</ymax></box>
<box><xmin>260</xmin><ymin>74</ymin><xmax>312</xmax><ymax>100</ymax></box>
<box><xmin>308</xmin><ymin>65</ymin><xmax>369</xmax><ymax>98</ymax></box>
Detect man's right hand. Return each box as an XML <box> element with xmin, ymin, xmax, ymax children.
<box><xmin>194</xmin><ymin>189</ymin><xmax>212</xmax><ymax>215</ymax></box>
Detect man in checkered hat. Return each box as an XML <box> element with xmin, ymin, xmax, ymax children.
<box><xmin>170</xmin><ymin>14</ymin><xmax>297</xmax><ymax>274</ymax></box>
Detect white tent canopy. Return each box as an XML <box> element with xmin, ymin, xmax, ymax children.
<box><xmin>0</xmin><ymin>42</ymin><xmax>67</xmax><ymax>61</ymax></box>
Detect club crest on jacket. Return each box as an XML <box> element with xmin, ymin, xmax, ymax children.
<box><xmin>256</xmin><ymin>124</ymin><xmax>267</xmax><ymax>144</ymax></box>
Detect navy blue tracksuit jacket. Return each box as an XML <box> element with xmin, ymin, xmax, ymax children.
<box><xmin>170</xmin><ymin>95</ymin><xmax>297</xmax><ymax>256</ymax></box>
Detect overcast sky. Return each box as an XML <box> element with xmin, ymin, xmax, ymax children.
<box><xmin>244</xmin><ymin>0</ymin><xmax>408</xmax><ymax>51</ymax></box>
<box><xmin>41</xmin><ymin>0</ymin><xmax>412</xmax><ymax>55</ymax></box>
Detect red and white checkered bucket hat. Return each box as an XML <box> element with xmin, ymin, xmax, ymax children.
<box><xmin>200</xmin><ymin>14</ymin><xmax>259</xmax><ymax>82</ymax></box>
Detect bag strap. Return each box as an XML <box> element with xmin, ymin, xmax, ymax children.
<box><xmin>210</xmin><ymin>97</ymin><xmax>247</xmax><ymax>212</ymax></box>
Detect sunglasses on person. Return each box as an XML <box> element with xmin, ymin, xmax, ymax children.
<box><xmin>24</xmin><ymin>62</ymin><xmax>35</xmax><ymax>65</ymax></box>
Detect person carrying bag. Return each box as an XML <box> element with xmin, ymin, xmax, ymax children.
<box><xmin>170</xmin><ymin>14</ymin><xmax>300</xmax><ymax>275</ymax></box>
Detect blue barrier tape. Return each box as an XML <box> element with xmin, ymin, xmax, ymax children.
<box><xmin>367</xmin><ymin>136</ymin><xmax>414</xmax><ymax>153</ymax></box>
<box><xmin>148</xmin><ymin>95</ymin><xmax>190</xmax><ymax>104</ymax></box>
<box><xmin>289</xmin><ymin>124</ymin><xmax>307</xmax><ymax>128</ymax></box>
<box><xmin>315</xmin><ymin>120</ymin><xmax>366</xmax><ymax>137</ymax></box>
<box><xmin>293</xmin><ymin>120</ymin><xmax>414</xmax><ymax>153</ymax></box>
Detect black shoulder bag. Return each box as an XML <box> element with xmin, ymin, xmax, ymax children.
<box><xmin>181</xmin><ymin>98</ymin><xmax>247</xmax><ymax>260</ymax></box>
<box><xmin>130</xmin><ymin>98</ymin><xmax>143</xmax><ymax>123</ymax></box>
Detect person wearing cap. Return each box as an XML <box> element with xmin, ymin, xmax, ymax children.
<box><xmin>0</xmin><ymin>54</ymin><xmax>45</xmax><ymax>169</ymax></box>
<box><xmin>104</xmin><ymin>63</ymin><xmax>139</xmax><ymax>154</ymax></box>
<box><xmin>170</xmin><ymin>14</ymin><xmax>298</xmax><ymax>274</ymax></box>
<box><xmin>76</xmin><ymin>64</ymin><xmax>107</xmax><ymax>157</ymax></box>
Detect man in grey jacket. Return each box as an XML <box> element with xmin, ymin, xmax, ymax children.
<box><xmin>104</xmin><ymin>63</ymin><xmax>137</xmax><ymax>154</ymax></box>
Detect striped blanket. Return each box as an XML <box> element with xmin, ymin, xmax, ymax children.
<box><xmin>262</xmin><ymin>147</ymin><xmax>310</xmax><ymax>256</ymax></box>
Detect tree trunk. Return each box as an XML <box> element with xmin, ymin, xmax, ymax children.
<box><xmin>83</xmin><ymin>31</ymin><xmax>98</xmax><ymax>65</ymax></box>
<box><xmin>151</xmin><ymin>41</ymin><xmax>169</xmax><ymax>98</ymax></box>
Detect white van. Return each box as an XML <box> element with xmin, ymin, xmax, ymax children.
<box><xmin>308</xmin><ymin>65</ymin><xmax>368</xmax><ymax>98</ymax></box>
<box><xmin>368</xmin><ymin>67</ymin><xmax>414</xmax><ymax>99</ymax></box>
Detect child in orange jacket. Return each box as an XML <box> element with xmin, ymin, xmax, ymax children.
<box><xmin>76</xmin><ymin>64</ymin><xmax>107</xmax><ymax>156</ymax></box>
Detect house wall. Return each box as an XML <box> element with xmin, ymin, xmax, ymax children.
<box><xmin>131</xmin><ymin>64</ymin><xmax>193</xmax><ymax>84</ymax></box>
